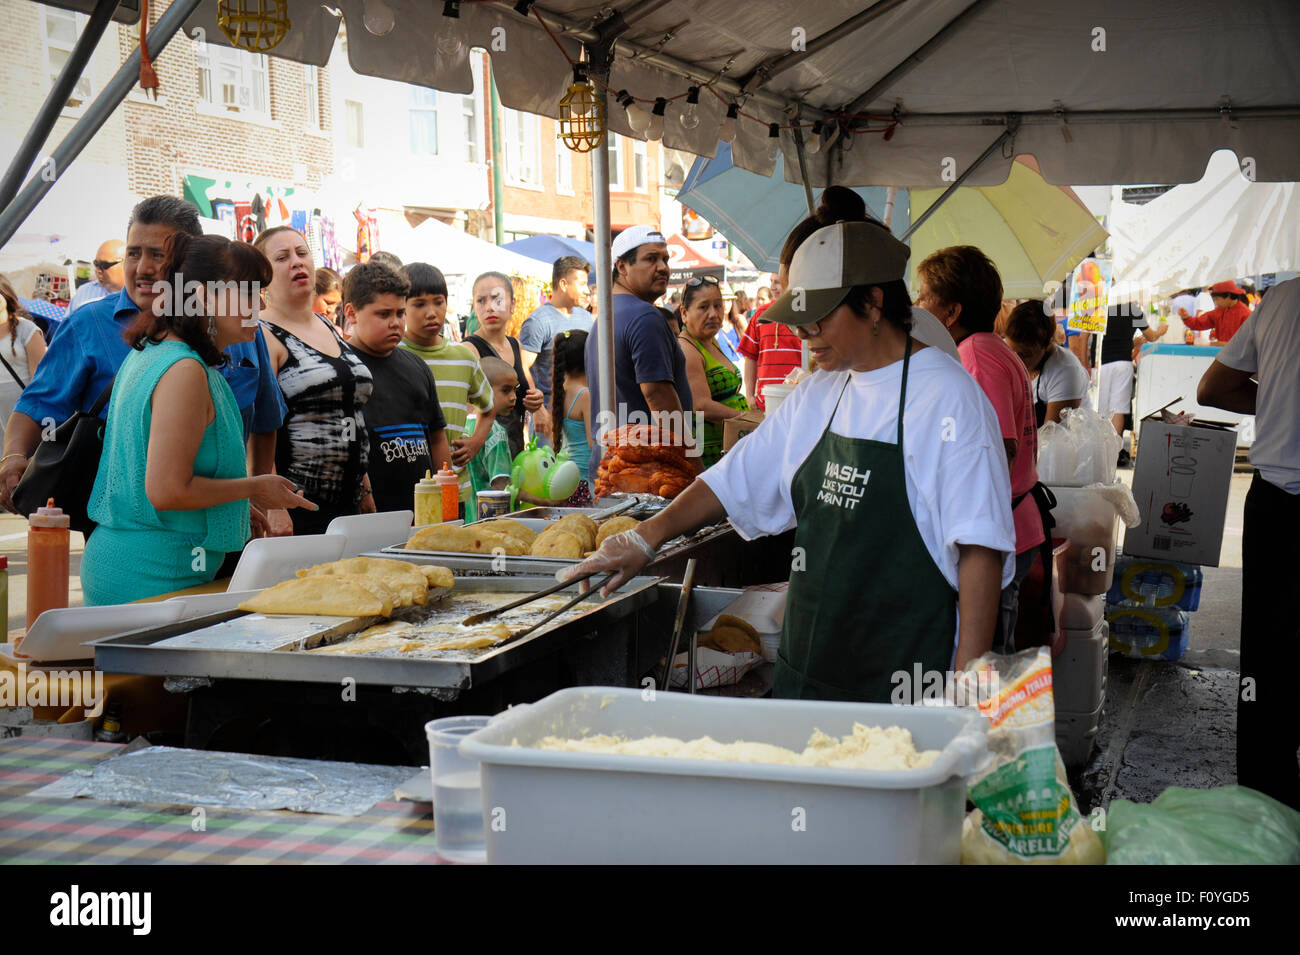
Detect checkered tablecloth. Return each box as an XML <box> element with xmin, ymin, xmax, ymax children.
<box><xmin>0</xmin><ymin>737</ymin><xmax>438</xmax><ymax>864</ymax></box>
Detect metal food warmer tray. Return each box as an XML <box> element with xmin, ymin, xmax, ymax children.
<box><xmin>91</xmin><ymin>575</ymin><xmax>662</xmax><ymax>693</ymax></box>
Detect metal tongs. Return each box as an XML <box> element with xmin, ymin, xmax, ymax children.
<box><xmin>460</xmin><ymin>571</ymin><xmax>615</xmax><ymax>645</ymax></box>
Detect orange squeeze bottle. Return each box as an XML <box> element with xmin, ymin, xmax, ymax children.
<box><xmin>25</xmin><ymin>498</ymin><xmax>70</xmax><ymax>641</ymax></box>
<box><xmin>436</xmin><ymin>462</ymin><xmax>459</xmax><ymax>523</ymax></box>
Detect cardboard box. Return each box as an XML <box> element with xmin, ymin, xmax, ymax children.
<box><xmin>722</xmin><ymin>410</ymin><xmax>765</xmax><ymax>451</ymax></box>
<box><xmin>1124</xmin><ymin>419</ymin><xmax>1236</xmax><ymax>566</ymax></box>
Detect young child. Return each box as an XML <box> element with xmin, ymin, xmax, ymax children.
<box><xmin>343</xmin><ymin>262</ymin><xmax>451</xmax><ymax>514</ymax></box>
<box><xmin>551</xmin><ymin>329</ymin><xmax>593</xmax><ymax>507</ymax></box>
<box><xmin>464</xmin><ymin>356</ymin><xmax>517</xmax><ymax>519</ymax></box>
<box><xmin>400</xmin><ymin>262</ymin><xmax>496</xmax><ymax>518</ymax></box>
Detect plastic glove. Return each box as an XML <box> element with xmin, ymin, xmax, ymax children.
<box><xmin>556</xmin><ymin>529</ymin><xmax>657</xmax><ymax>596</ymax></box>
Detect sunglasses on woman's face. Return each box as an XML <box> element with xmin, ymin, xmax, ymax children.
<box><xmin>684</xmin><ymin>276</ymin><xmax>720</xmax><ymax>288</ymax></box>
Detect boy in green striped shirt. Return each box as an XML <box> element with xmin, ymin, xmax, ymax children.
<box><xmin>400</xmin><ymin>263</ymin><xmax>496</xmax><ymax>516</ymax></box>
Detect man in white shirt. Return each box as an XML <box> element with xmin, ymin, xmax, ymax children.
<box><xmin>67</xmin><ymin>240</ymin><xmax>125</xmax><ymax>314</ymax></box>
<box><xmin>1198</xmin><ymin>277</ymin><xmax>1300</xmax><ymax>809</ymax></box>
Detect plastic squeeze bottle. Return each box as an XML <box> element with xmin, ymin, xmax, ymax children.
<box><xmin>436</xmin><ymin>462</ymin><xmax>459</xmax><ymax>523</ymax></box>
<box><xmin>25</xmin><ymin>498</ymin><xmax>70</xmax><ymax>638</ymax></box>
<box><xmin>414</xmin><ymin>470</ymin><xmax>440</xmax><ymax>527</ymax></box>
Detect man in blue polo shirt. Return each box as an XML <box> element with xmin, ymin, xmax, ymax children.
<box><xmin>0</xmin><ymin>196</ymin><xmax>287</xmax><ymax>531</ymax></box>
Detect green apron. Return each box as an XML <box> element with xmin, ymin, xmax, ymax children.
<box><xmin>680</xmin><ymin>332</ymin><xmax>747</xmax><ymax>468</ymax></box>
<box><xmin>774</xmin><ymin>340</ymin><xmax>957</xmax><ymax>702</ymax></box>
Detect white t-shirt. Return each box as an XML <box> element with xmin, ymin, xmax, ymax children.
<box><xmin>1192</xmin><ymin>291</ymin><xmax>1215</xmax><ymax>344</ymax></box>
<box><xmin>1215</xmin><ymin>277</ymin><xmax>1300</xmax><ymax>493</ymax></box>
<box><xmin>701</xmin><ymin>347</ymin><xmax>1016</xmax><ymax>594</ymax></box>
<box><xmin>1033</xmin><ymin>344</ymin><xmax>1090</xmax><ymax>406</ymax></box>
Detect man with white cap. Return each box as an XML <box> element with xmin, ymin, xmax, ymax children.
<box><xmin>584</xmin><ymin>225</ymin><xmax>692</xmax><ymax>456</ymax></box>
<box><xmin>564</xmin><ymin>220</ymin><xmax>1016</xmax><ymax>702</ymax></box>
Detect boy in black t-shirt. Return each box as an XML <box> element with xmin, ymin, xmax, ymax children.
<box><xmin>344</xmin><ymin>263</ymin><xmax>452</xmax><ymax>513</ymax></box>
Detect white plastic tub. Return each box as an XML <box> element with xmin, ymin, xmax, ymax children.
<box><xmin>762</xmin><ymin>383</ymin><xmax>795</xmax><ymax>414</ymax></box>
<box><xmin>459</xmin><ymin>687</ymin><xmax>990</xmax><ymax>865</ymax></box>
<box><xmin>1055</xmin><ymin>695</ymin><xmax>1104</xmax><ymax>769</ymax></box>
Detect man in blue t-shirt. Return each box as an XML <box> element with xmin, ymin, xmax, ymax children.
<box><xmin>0</xmin><ymin>196</ymin><xmax>287</xmax><ymax>533</ymax></box>
<box><xmin>519</xmin><ymin>254</ymin><xmax>592</xmax><ymax>446</ymax></box>
<box><xmin>585</xmin><ymin>225</ymin><xmax>692</xmax><ymax>462</ymax></box>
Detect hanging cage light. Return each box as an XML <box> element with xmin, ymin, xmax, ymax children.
<box><xmin>558</xmin><ymin>65</ymin><xmax>606</xmax><ymax>153</ymax></box>
<box><xmin>217</xmin><ymin>0</ymin><xmax>291</xmax><ymax>53</ymax></box>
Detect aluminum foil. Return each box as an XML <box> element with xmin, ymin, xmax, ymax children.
<box><xmin>31</xmin><ymin>745</ymin><xmax>415</xmax><ymax>816</ymax></box>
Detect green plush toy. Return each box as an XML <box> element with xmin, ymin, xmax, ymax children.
<box><xmin>509</xmin><ymin>437</ymin><xmax>581</xmax><ymax>511</ymax></box>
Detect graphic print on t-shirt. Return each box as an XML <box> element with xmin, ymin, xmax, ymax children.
<box><xmin>372</xmin><ymin>423</ymin><xmax>430</xmax><ymax>465</ymax></box>
<box><xmin>817</xmin><ymin>459</ymin><xmax>872</xmax><ymax>511</ymax></box>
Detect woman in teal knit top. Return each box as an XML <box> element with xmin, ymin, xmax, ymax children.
<box><xmin>82</xmin><ymin>234</ymin><xmax>315</xmax><ymax>605</ymax></box>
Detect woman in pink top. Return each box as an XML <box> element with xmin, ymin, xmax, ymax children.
<box><xmin>917</xmin><ymin>246</ymin><xmax>1051</xmax><ymax>650</ymax></box>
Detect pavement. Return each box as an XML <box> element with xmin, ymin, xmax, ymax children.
<box><xmin>0</xmin><ymin>468</ymin><xmax>1252</xmax><ymax>810</ymax></box>
<box><xmin>1071</xmin><ymin>466</ymin><xmax>1248</xmax><ymax>813</ymax></box>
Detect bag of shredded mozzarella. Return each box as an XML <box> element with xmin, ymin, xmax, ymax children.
<box><xmin>959</xmin><ymin>647</ymin><xmax>1105</xmax><ymax>865</ymax></box>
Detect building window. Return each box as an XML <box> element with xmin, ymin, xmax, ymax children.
<box><xmin>196</xmin><ymin>44</ymin><xmax>270</xmax><ymax>119</ymax></box>
<box><xmin>555</xmin><ymin>139</ymin><xmax>573</xmax><ymax>195</ymax></box>
<box><xmin>409</xmin><ymin>87</ymin><xmax>439</xmax><ymax>155</ymax></box>
<box><xmin>633</xmin><ymin>139</ymin><xmax>648</xmax><ymax>192</ymax></box>
<box><xmin>607</xmin><ymin>132</ymin><xmax>624</xmax><ymax>190</ymax></box>
<box><xmin>43</xmin><ymin>9</ymin><xmax>93</xmax><ymax>111</ymax></box>
<box><xmin>503</xmin><ymin>108</ymin><xmax>541</xmax><ymax>187</ymax></box>
<box><xmin>463</xmin><ymin>93</ymin><xmax>480</xmax><ymax>163</ymax></box>
<box><xmin>345</xmin><ymin>100</ymin><xmax>365</xmax><ymax>148</ymax></box>
<box><xmin>463</xmin><ymin>52</ymin><xmax>482</xmax><ymax>164</ymax></box>
<box><xmin>303</xmin><ymin>65</ymin><xmax>322</xmax><ymax>129</ymax></box>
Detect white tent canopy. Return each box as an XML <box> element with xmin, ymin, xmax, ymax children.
<box><xmin>174</xmin><ymin>0</ymin><xmax>1300</xmax><ymax>187</ymax></box>
<box><xmin>1108</xmin><ymin>150</ymin><xmax>1300</xmax><ymax>302</ymax></box>
<box><xmin>378</xmin><ymin>216</ymin><xmax>552</xmax><ymax>282</ymax></box>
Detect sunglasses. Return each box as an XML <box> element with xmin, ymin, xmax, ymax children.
<box><xmin>93</xmin><ymin>259</ymin><xmax>121</xmax><ymax>270</ymax></box>
<box><xmin>684</xmin><ymin>275</ymin><xmax>721</xmax><ymax>288</ymax></box>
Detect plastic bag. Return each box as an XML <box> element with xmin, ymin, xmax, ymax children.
<box><xmin>1102</xmin><ymin>786</ymin><xmax>1300</xmax><ymax>864</ymax></box>
<box><xmin>1041</xmin><ymin>407</ymin><xmax>1124</xmax><ymax>486</ymax></box>
<box><xmin>959</xmin><ymin>647</ymin><xmax>1105</xmax><ymax>864</ymax></box>
<box><xmin>1036</xmin><ymin>421</ymin><xmax>1077</xmax><ymax>485</ymax></box>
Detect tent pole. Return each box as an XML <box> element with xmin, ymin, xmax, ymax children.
<box><xmin>589</xmin><ymin>91</ymin><xmax>616</xmax><ymax>452</ymax></box>
<box><xmin>0</xmin><ymin>0</ymin><xmax>119</xmax><ymax>213</ymax></box>
<box><xmin>791</xmin><ymin>127</ymin><xmax>816</xmax><ymax>215</ymax></box>
<box><xmin>0</xmin><ymin>0</ymin><xmax>203</xmax><ymax>249</ymax></box>
<box><xmin>900</xmin><ymin>121</ymin><xmax>1018</xmax><ymax>241</ymax></box>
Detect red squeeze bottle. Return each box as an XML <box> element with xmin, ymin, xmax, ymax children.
<box><xmin>25</xmin><ymin>498</ymin><xmax>70</xmax><ymax>639</ymax></box>
<box><xmin>436</xmin><ymin>462</ymin><xmax>459</xmax><ymax>523</ymax></box>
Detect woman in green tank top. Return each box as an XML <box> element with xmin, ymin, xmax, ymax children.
<box><xmin>676</xmin><ymin>276</ymin><xmax>748</xmax><ymax>468</ymax></box>
<box><xmin>82</xmin><ymin>234</ymin><xmax>315</xmax><ymax>605</ymax></box>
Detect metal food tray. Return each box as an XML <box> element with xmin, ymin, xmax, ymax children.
<box><xmin>90</xmin><ymin>575</ymin><xmax>661</xmax><ymax>691</ymax></box>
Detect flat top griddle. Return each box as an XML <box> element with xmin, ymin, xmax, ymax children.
<box><xmin>91</xmin><ymin>576</ymin><xmax>661</xmax><ymax>692</ymax></box>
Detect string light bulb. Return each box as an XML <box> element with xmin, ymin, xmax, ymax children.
<box><xmin>646</xmin><ymin>98</ymin><xmax>667</xmax><ymax>141</ymax></box>
<box><xmin>558</xmin><ymin>65</ymin><xmax>605</xmax><ymax>152</ymax></box>
<box><xmin>679</xmin><ymin>86</ymin><xmax>701</xmax><ymax>130</ymax></box>
<box><xmin>361</xmin><ymin>0</ymin><xmax>394</xmax><ymax>36</ymax></box>
<box><xmin>618</xmin><ymin>90</ymin><xmax>650</xmax><ymax>135</ymax></box>
<box><xmin>718</xmin><ymin>103</ymin><xmax>739</xmax><ymax>143</ymax></box>
<box><xmin>804</xmin><ymin>121</ymin><xmax>824</xmax><ymax>156</ymax></box>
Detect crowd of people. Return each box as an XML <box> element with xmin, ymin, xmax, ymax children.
<box><xmin>0</xmin><ymin>189</ymin><xmax>1293</xmax><ymax>807</ymax></box>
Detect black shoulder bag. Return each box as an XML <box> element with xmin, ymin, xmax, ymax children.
<box><xmin>12</xmin><ymin>381</ymin><xmax>114</xmax><ymax>535</ymax></box>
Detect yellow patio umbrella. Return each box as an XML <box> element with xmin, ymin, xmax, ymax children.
<box><xmin>908</xmin><ymin>157</ymin><xmax>1108</xmax><ymax>299</ymax></box>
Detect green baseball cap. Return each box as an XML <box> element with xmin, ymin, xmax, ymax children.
<box><xmin>761</xmin><ymin>220</ymin><xmax>910</xmax><ymax>327</ymax></box>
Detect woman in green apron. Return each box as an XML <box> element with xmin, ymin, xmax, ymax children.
<box><xmin>560</xmin><ymin>221</ymin><xmax>1016</xmax><ymax>703</ymax></box>
<box><xmin>676</xmin><ymin>276</ymin><xmax>749</xmax><ymax>468</ymax></box>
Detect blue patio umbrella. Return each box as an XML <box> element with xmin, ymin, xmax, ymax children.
<box><xmin>502</xmin><ymin>234</ymin><xmax>597</xmax><ymax>280</ymax></box>
<box><xmin>677</xmin><ymin>143</ymin><xmax>909</xmax><ymax>273</ymax></box>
